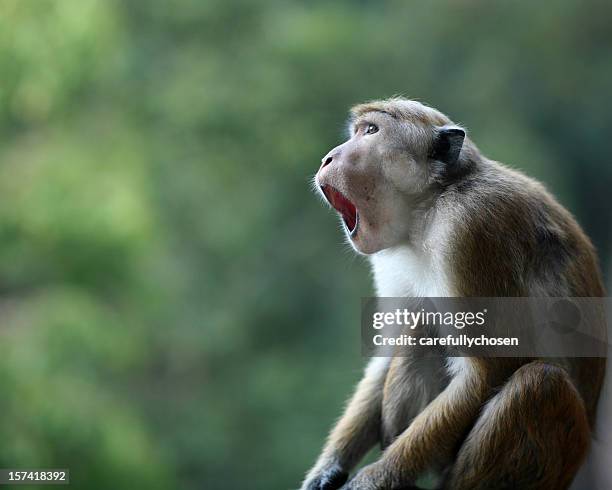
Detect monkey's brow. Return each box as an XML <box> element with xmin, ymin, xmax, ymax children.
<box><xmin>349</xmin><ymin>110</ymin><xmax>392</xmax><ymax>130</ymax></box>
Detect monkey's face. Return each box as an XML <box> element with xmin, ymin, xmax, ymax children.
<box><xmin>315</xmin><ymin>111</ymin><xmax>433</xmax><ymax>254</ymax></box>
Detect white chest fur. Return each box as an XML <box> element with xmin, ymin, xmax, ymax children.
<box><xmin>369</xmin><ymin>244</ymin><xmax>452</xmax><ymax>297</ymax></box>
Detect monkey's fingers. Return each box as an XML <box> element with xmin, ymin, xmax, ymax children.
<box><xmin>319</xmin><ymin>466</ymin><xmax>348</xmax><ymax>490</ymax></box>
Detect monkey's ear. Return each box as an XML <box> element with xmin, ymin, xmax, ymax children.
<box><xmin>430</xmin><ymin>126</ymin><xmax>465</xmax><ymax>166</ymax></box>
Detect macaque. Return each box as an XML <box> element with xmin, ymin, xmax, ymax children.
<box><xmin>301</xmin><ymin>98</ymin><xmax>606</xmax><ymax>489</ymax></box>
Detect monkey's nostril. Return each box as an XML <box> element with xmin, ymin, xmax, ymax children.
<box><xmin>321</xmin><ymin>156</ymin><xmax>333</xmax><ymax>169</ymax></box>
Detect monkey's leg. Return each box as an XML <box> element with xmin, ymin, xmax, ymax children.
<box><xmin>344</xmin><ymin>358</ymin><xmax>490</xmax><ymax>489</ymax></box>
<box><xmin>301</xmin><ymin>358</ymin><xmax>389</xmax><ymax>490</ymax></box>
<box><xmin>445</xmin><ymin>361</ymin><xmax>590</xmax><ymax>490</ymax></box>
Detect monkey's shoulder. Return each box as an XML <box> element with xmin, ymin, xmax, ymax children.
<box><xmin>439</xmin><ymin>163</ymin><xmax>603</xmax><ymax>296</ymax></box>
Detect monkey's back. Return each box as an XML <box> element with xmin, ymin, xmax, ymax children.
<box><xmin>442</xmin><ymin>159</ymin><xmax>606</xmax><ymax>426</ymax></box>
<box><xmin>445</xmin><ymin>159</ymin><xmax>604</xmax><ymax>297</ymax></box>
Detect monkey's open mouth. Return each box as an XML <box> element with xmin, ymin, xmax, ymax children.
<box><xmin>321</xmin><ymin>185</ymin><xmax>358</xmax><ymax>235</ymax></box>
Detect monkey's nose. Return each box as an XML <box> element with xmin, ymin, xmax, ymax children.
<box><xmin>320</xmin><ymin>154</ymin><xmax>334</xmax><ymax>170</ymax></box>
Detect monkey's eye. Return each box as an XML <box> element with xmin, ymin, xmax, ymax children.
<box><xmin>365</xmin><ymin>123</ymin><xmax>379</xmax><ymax>135</ymax></box>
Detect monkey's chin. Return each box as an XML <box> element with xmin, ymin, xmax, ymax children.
<box><xmin>348</xmin><ymin>232</ymin><xmax>376</xmax><ymax>255</ymax></box>
<box><xmin>346</xmin><ymin>221</ymin><xmax>391</xmax><ymax>255</ymax></box>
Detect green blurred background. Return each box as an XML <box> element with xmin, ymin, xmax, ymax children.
<box><xmin>1</xmin><ymin>1</ymin><xmax>611</xmax><ymax>489</ymax></box>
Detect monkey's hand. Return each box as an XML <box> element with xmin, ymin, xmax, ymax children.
<box><xmin>300</xmin><ymin>461</ymin><xmax>349</xmax><ymax>490</ymax></box>
<box><xmin>340</xmin><ymin>461</ymin><xmax>412</xmax><ymax>490</ymax></box>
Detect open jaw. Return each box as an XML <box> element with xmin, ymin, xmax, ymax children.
<box><xmin>321</xmin><ymin>184</ymin><xmax>359</xmax><ymax>235</ymax></box>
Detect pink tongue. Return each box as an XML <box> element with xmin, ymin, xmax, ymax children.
<box><xmin>322</xmin><ymin>185</ymin><xmax>357</xmax><ymax>231</ymax></box>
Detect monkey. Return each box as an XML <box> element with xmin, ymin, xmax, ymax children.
<box><xmin>301</xmin><ymin>98</ymin><xmax>606</xmax><ymax>490</ymax></box>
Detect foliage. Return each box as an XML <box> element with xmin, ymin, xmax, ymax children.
<box><xmin>0</xmin><ymin>1</ymin><xmax>610</xmax><ymax>489</ymax></box>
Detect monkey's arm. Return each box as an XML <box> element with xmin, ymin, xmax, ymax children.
<box><xmin>344</xmin><ymin>358</ymin><xmax>489</xmax><ymax>489</ymax></box>
<box><xmin>301</xmin><ymin>358</ymin><xmax>388</xmax><ymax>490</ymax></box>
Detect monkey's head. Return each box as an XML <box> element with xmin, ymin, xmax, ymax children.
<box><xmin>315</xmin><ymin>98</ymin><xmax>469</xmax><ymax>254</ymax></box>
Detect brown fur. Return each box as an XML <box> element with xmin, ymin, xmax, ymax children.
<box><xmin>446</xmin><ymin>362</ymin><xmax>591</xmax><ymax>490</ymax></box>
<box><xmin>302</xmin><ymin>98</ymin><xmax>606</xmax><ymax>490</ymax></box>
